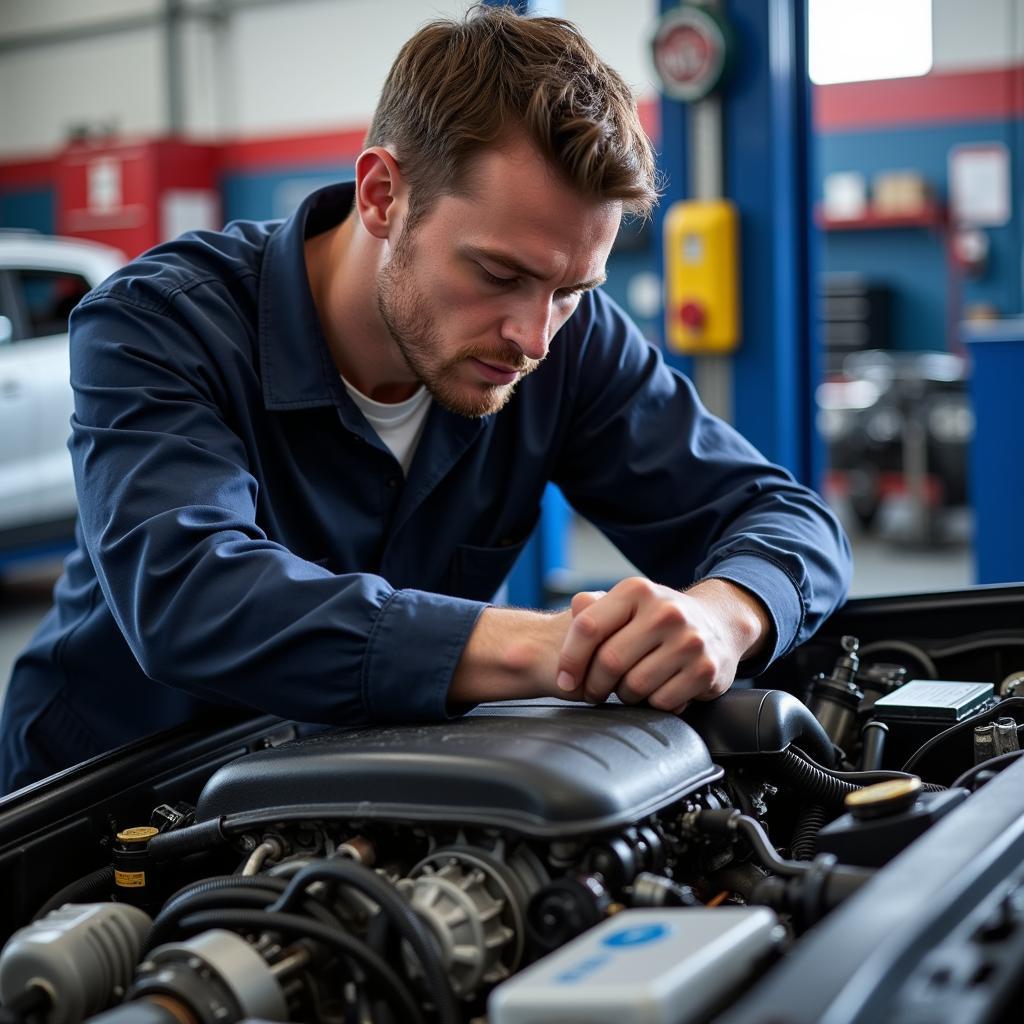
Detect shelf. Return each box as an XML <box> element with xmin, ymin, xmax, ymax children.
<box><xmin>817</xmin><ymin>203</ymin><xmax>946</xmax><ymax>231</ymax></box>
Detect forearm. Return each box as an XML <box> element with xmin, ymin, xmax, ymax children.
<box><xmin>448</xmin><ymin>606</ymin><xmax>571</xmax><ymax>707</ymax></box>
<box><xmin>685</xmin><ymin>577</ymin><xmax>773</xmax><ymax>663</ymax></box>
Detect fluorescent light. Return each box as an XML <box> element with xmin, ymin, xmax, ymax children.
<box><xmin>809</xmin><ymin>0</ymin><xmax>933</xmax><ymax>85</ymax></box>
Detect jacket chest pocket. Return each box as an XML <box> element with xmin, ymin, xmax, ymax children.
<box><xmin>445</xmin><ymin>537</ymin><xmax>531</xmax><ymax>601</ymax></box>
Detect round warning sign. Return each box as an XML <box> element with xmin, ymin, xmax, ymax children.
<box><xmin>651</xmin><ymin>6</ymin><xmax>732</xmax><ymax>103</ymax></box>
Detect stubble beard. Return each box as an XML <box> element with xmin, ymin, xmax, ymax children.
<box><xmin>376</xmin><ymin>228</ymin><xmax>537</xmax><ymax>419</ymax></box>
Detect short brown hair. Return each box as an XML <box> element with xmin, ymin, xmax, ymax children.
<box><xmin>366</xmin><ymin>4</ymin><xmax>659</xmax><ymax>220</ymax></box>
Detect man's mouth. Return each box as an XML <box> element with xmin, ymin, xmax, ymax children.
<box><xmin>470</xmin><ymin>358</ymin><xmax>521</xmax><ymax>385</ymax></box>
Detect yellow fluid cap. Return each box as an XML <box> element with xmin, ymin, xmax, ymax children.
<box><xmin>845</xmin><ymin>777</ymin><xmax>922</xmax><ymax>819</ymax></box>
<box><xmin>116</xmin><ymin>825</ymin><xmax>160</xmax><ymax>844</ymax></box>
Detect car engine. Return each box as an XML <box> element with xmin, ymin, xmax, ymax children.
<box><xmin>2</xmin><ymin>625</ymin><xmax>1024</xmax><ymax>1024</ymax></box>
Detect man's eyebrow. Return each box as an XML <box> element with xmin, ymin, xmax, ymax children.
<box><xmin>465</xmin><ymin>245</ymin><xmax>606</xmax><ymax>291</ymax></box>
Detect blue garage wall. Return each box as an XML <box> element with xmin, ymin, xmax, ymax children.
<box><xmin>0</xmin><ymin>188</ymin><xmax>55</xmax><ymax>233</ymax></box>
<box><xmin>220</xmin><ymin>165</ymin><xmax>355</xmax><ymax>223</ymax></box>
<box><xmin>818</xmin><ymin>118</ymin><xmax>1022</xmax><ymax>350</ymax></box>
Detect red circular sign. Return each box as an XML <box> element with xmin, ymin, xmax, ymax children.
<box><xmin>659</xmin><ymin>24</ymin><xmax>713</xmax><ymax>87</ymax></box>
<box><xmin>652</xmin><ymin>7</ymin><xmax>728</xmax><ymax>102</ymax></box>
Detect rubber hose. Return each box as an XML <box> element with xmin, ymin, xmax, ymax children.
<box><xmin>146</xmin><ymin>818</ymin><xmax>225</xmax><ymax>861</ymax></box>
<box><xmin>778</xmin><ymin>750</ymin><xmax>943</xmax><ymax>808</ymax></box>
<box><xmin>268</xmin><ymin>860</ymin><xmax>460</xmax><ymax>1024</ymax></box>
<box><xmin>157</xmin><ymin>874</ymin><xmax>287</xmax><ymax>919</ymax></box>
<box><xmin>790</xmin><ymin>746</ymin><xmax>944</xmax><ymax>789</ymax></box>
<box><xmin>774</xmin><ymin>750</ymin><xmax>863</xmax><ymax>808</ymax></box>
<box><xmin>857</xmin><ymin>640</ymin><xmax>938</xmax><ymax>678</ymax></box>
<box><xmin>32</xmin><ymin>865</ymin><xmax>115</xmax><ymax>921</ymax></box>
<box><xmin>175</xmin><ymin>908</ymin><xmax>426</xmax><ymax>1024</ymax></box>
<box><xmin>791</xmin><ymin>804</ymin><xmax>828</xmax><ymax>861</ymax></box>
<box><xmin>730</xmin><ymin>815</ymin><xmax>807</xmax><ymax>878</ymax></box>
<box><xmin>951</xmin><ymin>749</ymin><xmax>1024</xmax><ymax>791</ymax></box>
<box><xmin>145</xmin><ymin>882</ymin><xmax>339</xmax><ymax>952</ymax></box>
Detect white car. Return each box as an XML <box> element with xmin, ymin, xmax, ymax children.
<box><xmin>0</xmin><ymin>233</ymin><xmax>123</xmax><ymax>553</ymax></box>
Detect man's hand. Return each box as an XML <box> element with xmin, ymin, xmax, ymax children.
<box><xmin>447</xmin><ymin>577</ymin><xmax>771</xmax><ymax>714</ymax></box>
<box><xmin>555</xmin><ymin>577</ymin><xmax>771</xmax><ymax>713</ymax></box>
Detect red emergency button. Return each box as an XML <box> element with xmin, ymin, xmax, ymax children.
<box><xmin>678</xmin><ymin>300</ymin><xmax>706</xmax><ymax>331</ymax></box>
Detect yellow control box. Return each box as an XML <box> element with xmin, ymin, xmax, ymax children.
<box><xmin>663</xmin><ymin>199</ymin><xmax>740</xmax><ymax>354</ymax></box>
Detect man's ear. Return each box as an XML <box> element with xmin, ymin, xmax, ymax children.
<box><xmin>354</xmin><ymin>147</ymin><xmax>407</xmax><ymax>241</ymax></box>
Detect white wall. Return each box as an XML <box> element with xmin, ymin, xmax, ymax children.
<box><xmin>179</xmin><ymin>13</ymin><xmax>224</xmax><ymax>138</ymax></box>
<box><xmin>932</xmin><ymin>0</ymin><xmax>1020</xmax><ymax>71</ymax></box>
<box><xmin>0</xmin><ymin>0</ymin><xmax>661</xmax><ymax>160</ymax></box>
<box><xmin>0</xmin><ymin>0</ymin><xmax>162</xmax><ymax>36</ymax></box>
<box><xmin>209</xmin><ymin>0</ymin><xmax>661</xmax><ymax>139</ymax></box>
<box><xmin>0</xmin><ymin>0</ymin><xmax>1019</xmax><ymax>161</ymax></box>
<box><xmin>0</xmin><ymin>0</ymin><xmax>166</xmax><ymax>154</ymax></box>
<box><xmin>223</xmin><ymin>0</ymin><xmax>473</xmax><ymax>137</ymax></box>
<box><xmin>563</xmin><ymin>0</ymin><xmax>660</xmax><ymax>98</ymax></box>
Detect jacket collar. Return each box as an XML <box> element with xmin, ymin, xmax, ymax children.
<box><xmin>257</xmin><ymin>182</ymin><xmax>355</xmax><ymax>413</ymax></box>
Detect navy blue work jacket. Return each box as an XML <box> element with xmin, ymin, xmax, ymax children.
<box><xmin>0</xmin><ymin>183</ymin><xmax>851</xmax><ymax>793</ymax></box>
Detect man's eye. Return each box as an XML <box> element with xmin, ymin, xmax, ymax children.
<box><xmin>479</xmin><ymin>266</ymin><xmax>516</xmax><ymax>287</ymax></box>
<box><xmin>555</xmin><ymin>288</ymin><xmax>583</xmax><ymax>303</ymax></box>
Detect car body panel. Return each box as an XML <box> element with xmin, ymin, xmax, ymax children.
<box><xmin>0</xmin><ymin>234</ymin><xmax>123</xmax><ymax>548</ymax></box>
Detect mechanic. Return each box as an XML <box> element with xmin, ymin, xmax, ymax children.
<box><xmin>0</xmin><ymin>5</ymin><xmax>851</xmax><ymax>794</ymax></box>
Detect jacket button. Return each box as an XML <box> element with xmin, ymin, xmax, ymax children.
<box><xmin>387</xmin><ymin>478</ymin><xmax>399</xmax><ymax>489</ymax></box>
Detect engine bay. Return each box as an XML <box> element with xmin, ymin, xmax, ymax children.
<box><xmin>1</xmin><ymin>586</ymin><xmax>1024</xmax><ymax>1024</ymax></box>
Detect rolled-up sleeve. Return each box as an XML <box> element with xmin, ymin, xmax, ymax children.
<box><xmin>554</xmin><ymin>292</ymin><xmax>851</xmax><ymax>668</ymax></box>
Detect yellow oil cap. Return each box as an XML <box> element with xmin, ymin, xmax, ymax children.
<box><xmin>845</xmin><ymin>777</ymin><xmax>922</xmax><ymax>820</ymax></box>
<box><xmin>116</xmin><ymin>825</ymin><xmax>159</xmax><ymax>844</ymax></box>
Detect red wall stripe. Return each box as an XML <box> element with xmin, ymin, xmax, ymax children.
<box><xmin>0</xmin><ymin>154</ymin><xmax>56</xmax><ymax>189</ymax></box>
<box><xmin>814</xmin><ymin>65</ymin><xmax>1023</xmax><ymax>132</ymax></box>
<box><xmin>1</xmin><ymin>96</ymin><xmax>662</xmax><ymax>185</ymax></box>
<box><xmin>219</xmin><ymin>127</ymin><xmax>367</xmax><ymax>172</ymax></box>
<box><xmin>1</xmin><ymin>68</ymin><xmax>1020</xmax><ymax>187</ymax></box>
<box><xmin>217</xmin><ymin>100</ymin><xmax>661</xmax><ymax>171</ymax></box>
<box><xmin>638</xmin><ymin>96</ymin><xmax>659</xmax><ymax>142</ymax></box>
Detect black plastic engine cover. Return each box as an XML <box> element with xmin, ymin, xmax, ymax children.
<box><xmin>195</xmin><ymin>701</ymin><xmax>721</xmax><ymax>838</ymax></box>
<box><xmin>685</xmin><ymin>688</ymin><xmax>837</xmax><ymax>766</ymax></box>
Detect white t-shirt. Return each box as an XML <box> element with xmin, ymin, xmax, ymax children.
<box><xmin>340</xmin><ymin>376</ymin><xmax>432</xmax><ymax>476</ymax></box>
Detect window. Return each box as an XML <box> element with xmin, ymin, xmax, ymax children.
<box><xmin>13</xmin><ymin>270</ymin><xmax>91</xmax><ymax>341</ymax></box>
<box><xmin>809</xmin><ymin>0</ymin><xmax>933</xmax><ymax>86</ymax></box>
<box><xmin>0</xmin><ymin>275</ymin><xmax>15</xmax><ymax>346</ymax></box>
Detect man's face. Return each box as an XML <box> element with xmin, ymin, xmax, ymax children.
<box><xmin>377</xmin><ymin>139</ymin><xmax>622</xmax><ymax>417</ymax></box>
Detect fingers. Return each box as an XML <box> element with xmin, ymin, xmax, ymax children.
<box><xmin>557</xmin><ymin>579</ymin><xmax>740</xmax><ymax>712</ymax></box>
<box><xmin>556</xmin><ymin>584</ymin><xmax>640</xmax><ymax>697</ymax></box>
<box><xmin>613</xmin><ymin>636</ymin><xmax>716</xmax><ymax>706</ymax></box>
<box><xmin>647</xmin><ymin>668</ymin><xmax>731</xmax><ymax>710</ymax></box>
<box><xmin>570</xmin><ymin>590</ymin><xmax>605</xmax><ymax>616</ymax></box>
<box><xmin>578</xmin><ymin>619</ymin><xmax>661</xmax><ymax>704</ymax></box>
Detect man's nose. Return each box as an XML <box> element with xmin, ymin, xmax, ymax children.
<box><xmin>502</xmin><ymin>297</ymin><xmax>553</xmax><ymax>362</ymax></box>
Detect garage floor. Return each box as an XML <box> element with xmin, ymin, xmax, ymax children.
<box><xmin>0</xmin><ymin>559</ymin><xmax>62</xmax><ymax>710</ymax></box>
<box><xmin>0</xmin><ymin>502</ymin><xmax>973</xmax><ymax>712</ymax></box>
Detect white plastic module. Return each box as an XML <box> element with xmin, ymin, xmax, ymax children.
<box><xmin>488</xmin><ymin>907</ymin><xmax>782</xmax><ymax>1024</ymax></box>
<box><xmin>873</xmin><ymin>680</ymin><xmax>994</xmax><ymax>723</ymax></box>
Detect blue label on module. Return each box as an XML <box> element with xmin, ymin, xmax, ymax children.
<box><xmin>553</xmin><ymin>922</ymin><xmax>675</xmax><ymax>983</ymax></box>
<box><xmin>602</xmin><ymin>923</ymin><xmax>672</xmax><ymax>947</ymax></box>
<box><xmin>554</xmin><ymin>954</ymin><xmax>612</xmax><ymax>984</ymax></box>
